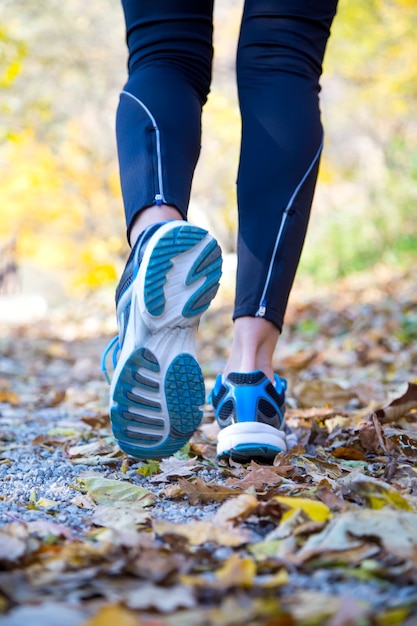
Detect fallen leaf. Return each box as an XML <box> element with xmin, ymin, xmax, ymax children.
<box><xmin>125</xmin><ymin>582</ymin><xmax>195</xmax><ymax>612</ymax></box>
<box><xmin>182</xmin><ymin>553</ymin><xmax>256</xmax><ymax>590</ymax></box>
<box><xmin>325</xmin><ymin>594</ymin><xmax>371</xmax><ymax>626</ymax></box>
<box><xmin>91</xmin><ymin>504</ymin><xmax>151</xmax><ymax>531</ymax></box>
<box><xmin>0</xmin><ymin>602</ymin><xmax>87</xmax><ymax>626</ymax></box>
<box><xmin>0</xmin><ymin>529</ymin><xmax>27</xmax><ymax>563</ymax></box>
<box><xmin>284</xmin><ymin>592</ymin><xmax>360</xmax><ymax>626</ymax></box>
<box><xmin>292</xmin><ymin>379</ymin><xmax>356</xmax><ymax>408</ymax></box>
<box><xmin>384</xmin><ymin>426</ymin><xmax>417</xmax><ymax>460</ymax></box>
<box><xmin>0</xmin><ymin>390</ymin><xmax>20</xmax><ymax>405</ymax></box>
<box><xmin>214</xmin><ymin>553</ymin><xmax>256</xmax><ymax>588</ymax></box>
<box><xmin>374</xmin><ymin>382</ymin><xmax>417</xmax><ymax>424</ymax></box>
<box><xmin>177</xmin><ymin>476</ymin><xmax>243</xmax><ymax>505</ymax></box>
<box><xmin>81</xmin><ymin>604</ymin><xmax>140</xmax><ymax>626</ymax></box>
<box><xmin>274</xmin><ymin>496</ymin><xmax>332</xmax><ymax>523</ymax></box>
<box><xmin>295</xmin><ymin>509</ymin><xmax>417</xmax><ymax>564</ymax></box>
<box><xmin>225</xmin><ymin>461</ymin><xmax>291</xmax><ymax>490</ymax></box>
<box><xmin>76</xmin><ymin>476</ymin><xmax>156</xmax><ymax>507</ymax></box>
<box><xmin>345</xmin><ymin>473</ymin><xmax>414</xmax><ymax>511</ymax></box>
<box><xmin>36</xmin><ymin>498</ymin><xmax>59</xmax><ymax>509</ymax></box>
<box><xmin>153</xmin><ymin>519</ymin><xmax>251</xmax><ymax>547</ymax></box>
<box><xmin>67</xmin><ymin>440</ymin><xmax>121</xmax><ymax>459</ymax></box>
<box><xmin>212</xmin><ymin>493</ymin><xmax>259</xmax><ymax>524</ymax></box>
<box><xmin>150</xmin><ymin>457</ymin><xmax>202</xmax><ymax>482</ymax></box>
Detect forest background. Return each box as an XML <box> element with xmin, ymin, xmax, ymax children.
<box><xmin>0</xmin><ymin>0</ymin><xmax>416</xmax><ymax>303</ymax></box>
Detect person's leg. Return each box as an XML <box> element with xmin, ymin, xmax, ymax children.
<box><xmin>117</xmin><ymin>0</ymin><xmax>214</xmax><ymax>244</ymax></box>
<box><xmin>106</xmin><ymin>0</ymin><xmax>222</xmax><ymax>461</ymax></box>
<box><xmin>212</xmin><ymin>0</ymin><xmax>338</xmax><ymax>462</ymax></box>
<box><xmin>228</xmin><ymin>0</ymin><xmax>338</xmax><ymax>379</ymax></box>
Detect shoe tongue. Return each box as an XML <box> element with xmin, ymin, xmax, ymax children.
<box><xmin>228</xmin><ymin>371</ymin><xmax>265</xmax><ymax>385</ymax></box>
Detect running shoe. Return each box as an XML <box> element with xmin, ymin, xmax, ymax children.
<box><xmin>102</xmin><ymin>220</ymin><xmax>222</xmax><ymax>460</ymax></box>
<box><xmin>210</xmin><ymin>370</ymin><xmax>295</xmax><ymax>463</ymax></box>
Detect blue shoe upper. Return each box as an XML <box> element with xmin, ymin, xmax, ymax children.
<box><xmin>210</xmin><ymin>370</ymin><xmax>287</xmax><ymax>430</ymax></box>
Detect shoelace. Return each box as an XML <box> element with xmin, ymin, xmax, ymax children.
<box><xmin>100</xmin><ymin>335</ymin><xmax>120</xmax><ymax>384</ymax></box>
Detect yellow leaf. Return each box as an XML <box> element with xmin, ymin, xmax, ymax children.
<box><xmin>36</xmin><ymin>498</ymin><xmax>58</xmax><ymax>509</ymax></box>
<box><xmin>81</xmin><ymin>604</ymin><xmax>140</xmax><ymax>626</ymax></box>
<box><xmin>376</xmin><ymin>606</ymin><xmax>411</xmax><ymax>626</ymax></box>
<box><xmin>256</xmin><ymin>568</ymin><xmax>289</xmax><ymax>589</ymax></box>
<box><xmin>0</xmin><ymin>390</ymin><xmax>20</xmax><ymax>405</ymax></box>
<box><xmin>274</xmin><ymin>496</ymin><xmax>332</xmax><ymax>523</ymax></box>
<box><xmin>352</xmin><ymin>479</ymin><xmax>414</xmax><ymax>512</ymax></box>
<box><xmin>249</xmin><ymin>539</ymin><xmax>283</xmax><ymax>561</ymax></box>
<box><xmin>215</xmin><ymin>553</ymin><xmax>256</xmax><ymax>588</ymax></box>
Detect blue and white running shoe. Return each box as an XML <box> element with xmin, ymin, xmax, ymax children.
<box><xmin>103</xmin><ymin>220</ymin><xmax>222</xmax><ymax>460</ymax></box>
<box><xmin>210</xmin><ymin>371</ymin><xmax>295</xmax><ymax>463</ymax></box>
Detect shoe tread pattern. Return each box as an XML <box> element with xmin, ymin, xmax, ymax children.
<box><xmin>111</xmin><ymin>349</ymin><xmax>204</xmax><ymax>459</ymax></box>
<box><xmin>144</xmin><ymin>225</ymin><xmax>221</xmax><ymax>319</ymax></box>
<box><xmin>144</xmin><ymin>226</ymin><xmax>206</xmax><ymax>316</ymax></box>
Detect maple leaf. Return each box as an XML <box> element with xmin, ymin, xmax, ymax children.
<box><xmin>225</xmin><ymin>461</ymin><xmax>292</xmax><ymax>491</ymax></box>
<box><xmin>150</xmin><ymin>456</ymin><xmax>202</xmax><ymax>482</ymax></box>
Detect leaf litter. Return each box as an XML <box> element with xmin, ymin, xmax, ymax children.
<box><xmin>1</xmin><ymin>268</ymin><xmax>417</xmax><ymax>624</ymax></box>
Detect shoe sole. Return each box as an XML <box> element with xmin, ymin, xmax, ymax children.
<box><xmin>110</xmin><ymin>221</ymin><xmax>222</xmax><ymax>460</ymax></box>
<box><xmin>217</xmin><ymin>422</ymin><xmax>288</xmax><ymax>464</ymax></box>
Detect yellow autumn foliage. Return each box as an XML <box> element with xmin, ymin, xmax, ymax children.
<box><xmin>0</xmin><ymin>0</ymin><xmax>416</xmax><ymax>294</ymax></box>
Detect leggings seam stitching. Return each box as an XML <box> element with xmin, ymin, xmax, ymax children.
<box><xmin>256</xmin><ymin>134</ymin><xmax>324</xmax><ymax>317</ymax></box>
<box><xmin>121</xmin><ymin>90</ymin><xmax>166</xmax><ymax>204</ymax></box>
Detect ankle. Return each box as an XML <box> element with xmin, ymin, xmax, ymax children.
<box><xmin>129</xmin><ymin>205</ymin><xmax>184</xmax><ymax>247</ymax></box>
<box><xmin>223</xmin><ymin>316</ymin><xmax>280</xmax><ymax>383</ymax></box>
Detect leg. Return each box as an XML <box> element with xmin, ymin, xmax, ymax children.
<box><xmin>212</xmin><ymin>0</ymin><xmax>338</xmax><ymax>462</ymax></box>
<box><xmin>230</xmin><ymin>0</ymin><xmax>338</xmax><ymax>375</ymax></box>
<box><xmin>105</xmin><ymin>0</ymin><xmax>222</xmax><ymax>460</ymax></box>
<box><xmin>117</xmin><ymin>0</ymin><xmax>214</xmax><ymax>243</ymax></box>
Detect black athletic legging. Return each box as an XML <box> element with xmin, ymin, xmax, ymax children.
<box><xmin>116</xmin><ymin>0</ymin><xmax>338</xmax><ymax>331</ymax></box>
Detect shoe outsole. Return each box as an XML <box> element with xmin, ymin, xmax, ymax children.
<box><xmin>110</xmin><ymin>222</ymin><xmax>222</xmax><ymax>460</ymax></box>
<box><xmin>219</xmin><ymin>444</ymin><xmax>283</xmax><ymax>464</ymax></box>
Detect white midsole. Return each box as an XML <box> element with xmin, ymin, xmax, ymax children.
<box><xmin>217</xmin><ymin>421</ymin><xmax>288</xmax><ymax>455</ymax></box>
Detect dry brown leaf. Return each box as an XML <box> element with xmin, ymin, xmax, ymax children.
<box><xmin>384</xmin><ymin>426</ymin><xmax>417</xmax><ymax>459</ymax></box>
<box><xmin>295</xmin><ymin>509</ymin><xmax>417</xmax><ymax>564</ymax></box>
<box><xmin>212</xmin><ymin>493</ymin><xmax>259</xmax><ymax>524</ymax></box>
<box><xmin>128</xmin><ymin>547</ymin><xmax>186</xmax><ymax>582</ymax></box>
<box><xmin>153</xmin><ymin>519</ymin><xmax>251</xmax><ymax>547</ymax></box>
<box><xmin>292</xmin><ymin>379</ymin><xmax>357</xmax><ymax>408</ymax></box>
<box><xmin>225</xmin><ymin>461</ymin><xmax>291</xmax><ymax>490</ymax></box>
<box><xmin>374</xmin><ymin>382</ymin><xmax>417</xmax><ymax>424</ymax></box>
<box><xmin>177</xmin><ymin>476</ymin><xmax>243</xmax><ymax>505</ymax></box>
